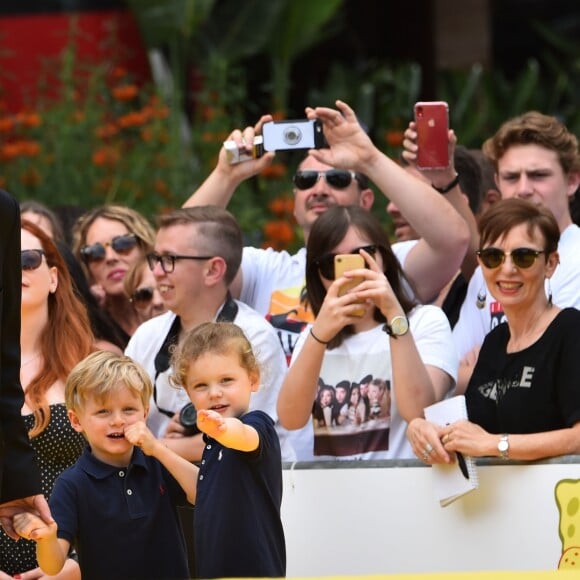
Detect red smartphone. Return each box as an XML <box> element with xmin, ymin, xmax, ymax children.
<box><xmin>414</xmin><ymin>101</ymin><xmax>449</xmax><ymax>170</ymax></box>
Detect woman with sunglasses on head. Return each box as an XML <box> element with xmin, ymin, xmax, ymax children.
<box><xmin>72</xmin><ymin>205</ymin><xmax>155</xmax><ymax>348</ymax></box>
<box><xmin>407</xmin><ymin>198</ymin><xmax>580</xmax><ymax>463</ymax></box>
<box><xmin>0</xmin><ymin>220</ymin><xmax>95</xmax><ymax>578</ymax></box>
<box><xmin>277</xmin><ymin>205</ymin><xmax>458</xmax><ymax>460</ymax></box>
<box><xmin>123</xmin><ymin>256</ymin><xmax>167</xmax><ymax>323</ymax></box>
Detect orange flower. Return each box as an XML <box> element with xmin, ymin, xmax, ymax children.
<box><xmin>154</xmin><ymin>178</ymin><xmax>170</xmax><ymax>196</ymax></box>
<box><xmin>95</xmin><ymin>123</ymin><xmax>119</xmax><ymax>139</ymax></box>
<box><xmin>92</xmin><ymin>146</ymin><xmax>120</xmax><ymax>167</ymax></box>
<box><xmin>0</xmin><ymin>140</ymin><xmax>40</xmax><ymax>161</ymax></box>
<box><xmin>108</xmin><ymin>66</ymin><xmax>127</xmax><ymax>82</ymax></box>
<box><xmin>112</xmin><ymin>84</ymin><xmax>139</xmax><ymax>102</ymax></box>
<box><xmin>268</xmin><ymin>197</ymin><xmax>294</xmax><ymax>217</ymax></box>
<box><xmin>0</xmin><ymin>117</ymin><xmax>15</xmax><ymax>133</ymax></box>
<box><xmin>20</xmin><ymin>167</ymin><xmax>42</xmax><ymax>186</ymax></box>
<box><xmin>141</xmin><ymin>127</ymin><xmax>152</xmax><ymax>142</ymax></box>
<box><xmin>20</xmin><ymin>140</ymin><xmax>41</xmax><ymax>157</ymax></box>
<box><xmin>385</xmin><ymin>130</ymin><xmax>404</xmax><ymax>148</ymax></box>
<box><xmin>261</xmin><ymin>163</ymin><xmax>287</xmax><ymax>179</ymax></box>
<box><xmin>16</xmin><ymin>112</ymin><xmax>42</xmax><ymax>128</ymax></box>
<box><xmin>117</xmin><ymin>111</ymin><xmax>149</xmax><ymax>128</ymax></box>
<box><xmin>263</xmin><ymin>220</ymin><xmax>295</xmax><ymax>245</ymax></box>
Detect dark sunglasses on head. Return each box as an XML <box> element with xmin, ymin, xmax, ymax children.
<box><xmin>477</xmin><ymin>247</ymin><xmax>545</xmax><ymax>269</ymax></box>
<box><xmin>80</xmin><ymin>233</ymin><xmax>138</xmax><ymax>263</ymax></box>
<box><xmin>293</xmin><ymin>169</ymin><xmax>358</xmax><ymax>191</ymax></box>
<box><xmin>314</xmin><ymin>245</ymin><xmax>379</xmax><ymax>280</ymax></box>
<box><xmin>21</xmin><ymin>249</ymin><xmax>45</xmax><ymax>271</ymax></box>
<box><xmin>130</xmin><ymin>286</ymin><xmax>154</xmax><ymax>308</ymax></box>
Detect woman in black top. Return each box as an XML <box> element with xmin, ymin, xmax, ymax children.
<box><xmin>407</xmin><ymin>198</ymin><xmax>580</xmax><ymax>462</ymax></box>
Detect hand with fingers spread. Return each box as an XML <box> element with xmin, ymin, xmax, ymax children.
<box><xmin>306</xmin><ymin>100</ymin><xmax>380</xmax><ymax>172</ymax></box>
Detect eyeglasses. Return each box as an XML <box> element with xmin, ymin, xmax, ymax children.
<box><xmin>293</xmin><ymin>169</ymin><xmax>358</xmax><ymax>191</ymax></box>
<box><xmin>477</xmin><ymin>247</ymin><xmax>545</xmax><ymax>269</ymax></box>
<box><xmin>130</xmin><ymin>286</ymin><xmax>154</xmax><ymax>309</ymax></box>
<box><xmin>147</xmin><ymin>252</ymin><xmax>214</xmax><ymax>274</ymax></box>
<box><xmin>314</xmin><ymin>245</ymin><xmax>379</xmax><ymax>280</ymax></box>
<box><xmin>21</xmin><ymin>249</ymin><xmax>45</xmax><ymax>271</ymax></box>
<box><xmin>80</xmin><ymin>234</ymin><xmax>138</xmax><ymax>263</ymax></box>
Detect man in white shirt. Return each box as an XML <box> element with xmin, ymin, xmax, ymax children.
<box><xmin>124</xmin><ymin>206</ymin><xmax>290</xmax><ymax>460</ymax></box>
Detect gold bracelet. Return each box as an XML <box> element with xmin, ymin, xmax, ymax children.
<box><xmin>309</xmin><ymin>328</ymin><xmax>330</xmax><ymax>345</ymax></box>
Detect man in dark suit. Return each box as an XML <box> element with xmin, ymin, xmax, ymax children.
<box><xmin>0</xmin><ymin>189</ymin><xmax>52</xmax><ymax>539</ymax></box>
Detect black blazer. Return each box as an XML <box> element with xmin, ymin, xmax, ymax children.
<box><xmin>0</xmin><ymin>189</ymin><xmax>41</xmax><ymax>502</ymax></box>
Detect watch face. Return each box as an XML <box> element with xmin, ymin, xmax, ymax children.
<box><xmin>498</xmin><ymin>440</ymin><xmax>509</xmax><ymax>452</ymax></box>
<box><xmin>391</xmin><ymin>316</ymin><xmax>409</xmax><ymax>336</ymax></box>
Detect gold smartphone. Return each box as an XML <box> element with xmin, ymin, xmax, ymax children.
<box><xmin>334</xmin><ymin>253</ymin><xmax>365</xmax><ymax>317</ymax></box>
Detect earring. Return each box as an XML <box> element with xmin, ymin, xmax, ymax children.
<box><xmin>476</xmin><ymin>288</ymin><xmax>486</xmax><ymax>310</ymax></box>
<box><xmin>547</xmin><ymin>278</ymin><xmax>553</xmax><ymax>307</ymax></box>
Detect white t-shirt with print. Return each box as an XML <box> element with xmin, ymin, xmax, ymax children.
<box><xmin>287</xmin><ymin>304</ymin><xmax>458</xmax><ymax>461</ymax></box>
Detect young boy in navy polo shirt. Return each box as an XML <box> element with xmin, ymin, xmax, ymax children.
<box><xmin>13</xmin><ymin>351</ymin><xmax>196</xmax><ymax>580</ymax></box>
<box><xmin>15</xmin><ymin>323</ymin><xmax>286</xmax><ymax>579</ymax></box>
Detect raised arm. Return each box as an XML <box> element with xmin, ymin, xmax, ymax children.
<box><xmin>402</xmin><ymin>121</ymin><xmax>480</xmax><ymax>280</ymax></box>
<box><xmin>196</xmin><ymin>409</ymin><xmax>259</xmax><ymax>452</ymax></box>
<box><xmin>124</xmin><ymin>421</ymin><xmax>199</xmax><ymax>504</ymax></box>
<box><xmin>307</xmin><ymin>100</ymin><xmax>470</xmax><ymax>304</ymax></box>
<box><xmin>182</xmin><ymin>115</ymin><xmax>275</xmax><ymax>209</ymax></box>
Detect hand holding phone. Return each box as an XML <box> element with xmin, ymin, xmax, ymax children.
<box><xmin>262</xmin><ymin>119</ymin><xmax>327</xmax><ymax>152</ymax></box>
<box><xmin>414</xmin><ymin>101</ymin><xmax>449</xmax><ymax>170</ymax></box>
<box><xmin>334</xmin><ymin>254</ymin><xmax>365</xmax><ymax>317</ymax></box>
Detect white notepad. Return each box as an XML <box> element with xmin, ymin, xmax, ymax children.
<box><xmin>424</xmin><ymin>395</ymin><xmax>479</xmax><ymax>507</ymax></box>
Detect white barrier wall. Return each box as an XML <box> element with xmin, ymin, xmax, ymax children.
<box><xmin>281</xmin><ymin>457</ymin><xmax>580</xmax><ymax>577</ymax></box>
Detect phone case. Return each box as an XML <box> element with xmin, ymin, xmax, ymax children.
<box><xmin>334</xmin><ymin>254</ymin><xmax>365</xmax><ymax>317</ymax></box>
<box><xmin>414</xmin><ymin>101</ymin><xmax>449</xmax><ymax>169</ymax></box>
<box><xmin>262</xmin><ymin>119</ymin><xmax>326</xmax><ymax>152</ymax></box>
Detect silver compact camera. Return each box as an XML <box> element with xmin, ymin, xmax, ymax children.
<box><xmin>262</xmin><ymin>119</ymin><xmax>327</xmax><ymax>152</ymax></box>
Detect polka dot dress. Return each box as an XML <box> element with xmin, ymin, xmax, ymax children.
<box><xmin>0</xmin><ymin>404</ymin><xmax>85</xmax><ymax>575</ymax></box>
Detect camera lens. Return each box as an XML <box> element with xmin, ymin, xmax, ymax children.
<box><xmin>283</xmin><ymin>126</ymin><xmax>302</xmax><ymax>146</ymax></box>
<box><xmin>179</xmin><ymin>403</ymin><xmax>200</xmax><ymax>436</ymax></box>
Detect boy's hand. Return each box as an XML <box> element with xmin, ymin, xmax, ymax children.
<box><xmin>196</xmin><ymin>410</ymin><xmax>227</xmax><ymax>439</ymax></box>
<box><xmin>124</xmin><ymin>421</ymin><xmax>158</xmax><ymax>455</ymax></box>
<box><xmin>13</xmin><ymin>512</ymin><xmax>57</xmax><ymax>542</ymax></box>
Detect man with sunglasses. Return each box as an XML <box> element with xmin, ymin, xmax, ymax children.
<box><xmin>0</xmin><ymin>189</ymin><xmax>53</xmax><ymax>540</ymax></box>
<box><xmin>184</xmin><ymin>100</ymin><xmax>470</xmax><ymax>361</ymax></box>
<box><xmin>450</xmin><ymin>111</ymin><xmax>580</xmax><ymax>393</ymax></box>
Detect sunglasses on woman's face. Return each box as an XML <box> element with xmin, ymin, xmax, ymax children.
<box><xmin>80</xmin><ymin>233</ymin><xmax>138</xmax><ymax>264</ymax></box>
<box><xmin>130</xmin><ymin>286</ymin><xmax>154</xmax><ymax>309</ymax></box>
<box><xmin>293</xmin><ymin>169</ymin><xmax>358</xmax><ymax>191</ymax></box>
<box><xmin>477</xmin><ymin>247</ymin><xmax>545</xmax><ymax>269</ymax></box>
<box><xmin>21</xmin><ymin>249</ymin><xmax>45</xmax><ymax>271</ymax></box>
<box><xmin>314</xmin><ymin>245</ymin><xmax>379</xmax><ymax>280</ymax></box>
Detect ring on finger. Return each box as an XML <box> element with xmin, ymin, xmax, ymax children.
<box><xmin>425</xmin><ymin>443</ymin><xmax>434</xmax><ymax>455</ymax></box>
<box><xmin>442</xmin><ymin>433</ymin><xmax>450</xmax><ymax>444</ymax></box>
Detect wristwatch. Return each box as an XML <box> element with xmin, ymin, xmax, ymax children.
<box><xmin>383</xmin><ymin>315</ymin><xmax>409</xmax><ymax>339</ymax></box>
<box><xmin>498</xmin><ymin>434</ymin><xmax>510</xmax><ymax>459</ymax></box>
